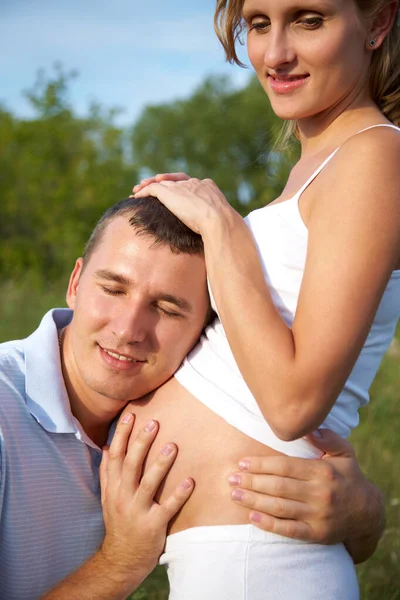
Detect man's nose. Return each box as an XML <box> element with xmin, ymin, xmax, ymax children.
<box><xmin>263</xmin><ymin>28</ymin><xmax>296</xmax><ymax>70</ymax></box>
<box><xmin>111</xmin><ymin>304</ymin><xmax>149</xmax><ymax>345</ymax></box>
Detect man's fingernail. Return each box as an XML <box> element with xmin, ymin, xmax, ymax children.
<box><xmin>162</xmin><ymin>443</ymin><xmax>175</xmax><ymax>456</ymax></box>
<box><xmin>145</xmin><ymin>419</ymin><xmax>157</xmax><ymax>432</ymax></box>
<box><xmin>250</xmin><ymin>512</ymin><xmax>262</xmax><ymax>523</ymax></box>
<box><xmin>313</xmin><ymin>430</ymin><xmax>323</xmax><ymax>439</ymax></box>
<box><xmin>121</xmin><ymin>412</ymin><xmax>133</xmax><ymax>424</ymax></box>
<box><xmin>228</xmin><ymin>474</ymin><xmax>241</xmax><ymax>486</ymax></box>
<box><xmin>231</xmin><ymin>489</ymin><xmax>244</xmax><ymax>502</ymax></box>
<box><xmin>180</xmin><ymin>478</ymin><xmax>194</xmax><ymax>490</ymax></box>
<box><xmin>239</xmin><ymin>460</ymin><xmax>250</xmax><ymax>471</ymax></box>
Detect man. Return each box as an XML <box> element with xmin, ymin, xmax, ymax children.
<box><xmin>0</xmin><ymin>197</ymin><xmax>384</xmax><ymax>599</ymax></box>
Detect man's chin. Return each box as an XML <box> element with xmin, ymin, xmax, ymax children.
<box><xmin>86</xmin><ymin>371</ymin><xmax>172</xmax><ymax>404</ymax></box>
<box><xmin>86</xmin><ymin>382</ymin><xmax>139</xmax><ymax>404</ymax></box>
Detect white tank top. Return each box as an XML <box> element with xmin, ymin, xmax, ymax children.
<box><xmin>175</xmin><ymin>124</ymin><xmax>400</xmax><ymax>458</ymax></box>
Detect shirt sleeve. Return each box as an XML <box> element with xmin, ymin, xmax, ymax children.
<box><xmin>0</xmin><ymin>423</ymin><xmax>5</xmax><ymax>520</ymax></box>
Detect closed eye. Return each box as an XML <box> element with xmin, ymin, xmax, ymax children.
<box><xmin>101</xmin><ymin>286</ymin><xmax>124</xmax><ymax>296</ymax></box>
<box><xmin>156</xmin><ymin>305</ymin><xmax>184</xmax><ymax>318</ymax></box>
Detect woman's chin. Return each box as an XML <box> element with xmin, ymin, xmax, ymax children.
<box><xmin>268</xmin><ymin>99</ymin><xmax>320</xmax><ymax>123</ymax></box>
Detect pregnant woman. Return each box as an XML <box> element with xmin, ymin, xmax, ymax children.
<box><xmin>132</xmin><ymin>0</ymin><xmax>400</xmax><ymax>597</ymax></box>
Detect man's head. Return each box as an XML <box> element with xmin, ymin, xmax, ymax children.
<box><xmin>82</xmin><ymin>196</ymin><xmax>205</xmax><ymax>268</ymax></box>
<box><xmin>64</xmin><ymin>196</ymin><xmax>210</xmax><ymax>415</ymax></box>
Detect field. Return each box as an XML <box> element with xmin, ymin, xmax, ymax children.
<box><xmin>1</xmin><ymin>280</ymin><xmax>399</xmax><ymax>600</ymax></box>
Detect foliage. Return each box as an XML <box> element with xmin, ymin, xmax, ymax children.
<box><xmin>132</xmin><ymin>75</ymin><xmax>296</xmax><ymax>215</ymax></box>
<box><xmin>0</xmin><ymin>66</ymin><xmax>138</xmax><ymax>281</ymax></box>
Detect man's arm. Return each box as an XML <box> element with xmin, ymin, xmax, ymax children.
<box><xmin>43</xmin><ymin>414</ymin><xmax>194</xmax><ymax>599</ymax></box>
<box><xmin>230</xmin><ymin>429</ymin><xmax>384</xmax><ymax>564</ymax></box>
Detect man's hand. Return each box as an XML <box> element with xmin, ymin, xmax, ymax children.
<box><xmin>229</xmin><ymin>429</ymin><xmax>384</xmax><ymax>564</ymax></box>
<box><xmin>43</xmin><ymin>413</ymin><xmax>194</xmax><ymax>599</ymax></box>
<box><xmin>99</xmin><ymin>412</ymin><xmax>194</xmax><ymax>586</ymax></box>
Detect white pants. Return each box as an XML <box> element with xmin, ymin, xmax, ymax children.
<box><xmin>159</xmin><ymin>525</ymin><xmax>359</xmax><ymax>599</ymax></box>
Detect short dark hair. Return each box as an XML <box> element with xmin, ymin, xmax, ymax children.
<box><xmin>83</xmin><ymin>196</ymin><xmax>204</xmax><ymax>267</ymax></box>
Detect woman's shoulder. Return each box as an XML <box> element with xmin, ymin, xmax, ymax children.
<box><xmin>313</xmin><ymin>124</ymin><xmax>400</xmax><ymax>207</ymax></box>
<box><xmin>334</xmin><ymin>124</ymin><xmax>400</xmax><ymax>175</ymax></box>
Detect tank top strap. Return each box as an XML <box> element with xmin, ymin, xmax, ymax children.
<box><xmin>293</xmin><ymin>122</ymin><xmax>400</xmax><ymax>201</ymax></box>
<box><xmin>293</xmin><ymin>149</ymin><xmax>339</xmax><ymax>201</ymax></box>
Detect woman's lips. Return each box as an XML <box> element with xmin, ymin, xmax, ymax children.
<box><xmin>268</xmin><ymin>74</ymin><xmax>310</xmax><ymax>94</ymax></box>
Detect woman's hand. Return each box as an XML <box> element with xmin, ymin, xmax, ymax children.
<box><xmin>133</xmin><ymin>177</ymin><xmax>238</xmax><ymax>236</ymax></box>
<box><xmin>132</xmin><ymin>172</ymin><xmax>191</xmax><ymax>195</ymax></box>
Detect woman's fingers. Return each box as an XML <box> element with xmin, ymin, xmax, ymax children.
<box><xmin>106</xmin><ymin>411</ymin><xmax>136</xmax><ymax>490</ymax></box>
<box><xmin>133</xmin><ymin>182</ymin><xmax>201</xmax><ymax>232</ymax></box>
<box><xmin>155</xmin><ymin>172</ymin><xmax>190</xmax><ymax>183</ymax></box>
<box><xmin>132</xmin><ymin>172</ymin><xmax>190</xmax><ymax>194</ymax></box>
<box><xmin>119</xmin><ymin>419</ymin><xmax>160</xmax><ymax>495</ymax></box>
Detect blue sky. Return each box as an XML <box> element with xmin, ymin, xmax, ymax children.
<box><xmin>0</xmin><ymin>0</ymin><xmax>251</xmax><ymax>125</ymax></box>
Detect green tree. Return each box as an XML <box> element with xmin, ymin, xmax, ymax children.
<box><xmin>132</xmin><ymin>75</ymin><xmax>296</xmax><ymax>216</ymax></box>
<box><xmin>0</xmin><ymin>66</ymin><xmax>138</xmax><ymax>281</ymax></box>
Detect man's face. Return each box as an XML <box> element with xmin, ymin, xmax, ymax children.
<box><xmin>65</xmin><ymin>216</ymin><xmax>209</xmax><ymax>408</ymax></box>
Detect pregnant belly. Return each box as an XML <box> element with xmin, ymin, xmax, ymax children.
<box><xmin>128</xmin><ymin>376</ymin><xmax>283</xmax><ymax>534</ymax></box>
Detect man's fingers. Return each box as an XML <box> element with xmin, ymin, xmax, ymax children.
<box><xmin>231</xmin><ymin>488</ymin><xmax>310</xmax><ymax>521</ymax></box>
<box><xmin>154</xmin><ymin>478</ymin><xmax>195</xmax><ymax>526</ymax></box>
<box><xmin>307</xmin><ymin>429</ymin><xmax>355</xmax><ymax>458</ymax></box>
<box><xmin>99</xmin><ymin>445</ymin><xmax>109</xmax><ymax>505</ymax></box>
<box><xmin>106</xmin><ymin>412</ymin><xmax>135</xmax><ymax>489</ymax></box>
<box><xmin>248</xmin><ymin>512</ymin><xmax>314</xmax><ymax>541</ymax></box>
<box><xmin>229</xmin><ymin>472</ymin><xmax>313</xmax><ymax>503</ymax></box>
<box><xmin>120</xmin><ymin>420</ymin><xmax>160</xmax><ymax>495</ymax></box>
<box><xmin>134</xmin><ymin>443</ymin><xmax>179</xmax><ymax>509</ymax></box>
<box><xmin>238</xmin><ymin>455</ymin><xmax>322</xmax><ymax>482</ymax></box>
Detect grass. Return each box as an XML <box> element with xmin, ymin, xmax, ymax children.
<box><xmin>1</xmin><ymin>280</ymin><xmax>398</xmax><ymax>600</ymax></box>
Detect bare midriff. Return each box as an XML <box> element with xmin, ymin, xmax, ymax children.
<box><xmin>130</xmin><ymin>376</ymin><xmax>283</xmax><ymax>535</ymax></box>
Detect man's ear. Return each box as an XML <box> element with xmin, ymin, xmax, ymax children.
<box><xmin>66</xmin><ymin>258</ymin><xmax>84</xmax><ymax>310</ymax></box>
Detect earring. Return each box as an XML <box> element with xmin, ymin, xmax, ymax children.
<box><xmin>369</xmin><ymin>39</ymin><xmax>376</xmax><ymax>47</ymax></box>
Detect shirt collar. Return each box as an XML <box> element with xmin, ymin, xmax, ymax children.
<box><xmin>24</xmin><ymin>308</ymin><xmax>117</xmax><ymax>449</ymax></box>
<box><xmin>24</xmin><ymin>308</ymin><xmax>77</xmax><ymax>435</ymax></box>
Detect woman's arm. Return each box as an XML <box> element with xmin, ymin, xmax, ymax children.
<box><xmin>134</xmin><ymin>128</ymin><xmax>400</xmax><ymax>441</ymax></box>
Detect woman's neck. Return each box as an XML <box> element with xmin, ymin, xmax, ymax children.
<box><xmin>297</xmin><ymin>95</ymin><xmax>386</xmax><ymax>158</ymax></box>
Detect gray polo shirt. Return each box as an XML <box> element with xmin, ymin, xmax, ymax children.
<box><xmin>0</xmin><ymin>309</ymin><xmax>107</xmax><ymax>599</ymax></box>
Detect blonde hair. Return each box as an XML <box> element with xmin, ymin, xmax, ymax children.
<box><xmin>214</xmin><ymin>0</ymin><xmax>400</xmax><ymax>143</ymax></box>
